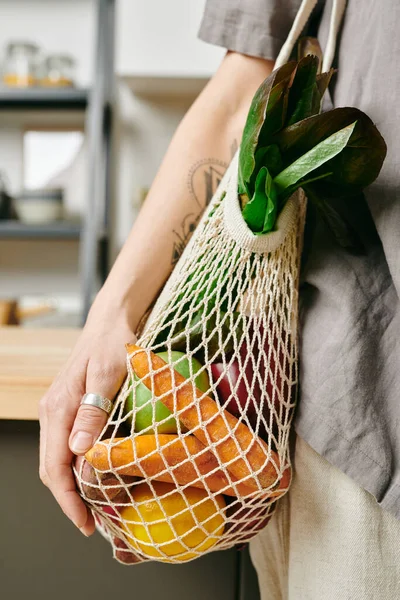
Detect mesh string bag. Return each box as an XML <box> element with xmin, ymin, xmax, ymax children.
<box><xmin>74</xmin><ymin>149</ymin><xmax>307</xmax><ymax>564</ymax></box>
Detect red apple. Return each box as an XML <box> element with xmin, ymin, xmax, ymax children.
<box><xmin>210</xmin><ymin>322</ymin><xmax>295</xmax><ymax>440</ymax></box>
<box><xmin>227</xmin><ymin>497</ymin><xmax>277</xmax><ymax>546</ymax></box>
<box><xmin>74</xmin><ymin>455</ymin><xmax>136</xmax><ymax>503</ymax></box>
<box><xmin>113</xmin><ymin>536</ymin><xmax>148</xmax><ymax>565</ymax></box>
<box><xmin>101</xmin><ymin>505</ymin><xmax>119</xmax><ymax>520</ymax></box>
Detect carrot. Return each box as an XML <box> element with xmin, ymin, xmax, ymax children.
<box><xmin>126</xmin><ymin>344</ymin><xmax>280</xmax><ymax>491</ymax></box>
<box><xmin>85</xmin><ymin>435</ymin><xmax>259</xmax><ymax>498</ymax></box>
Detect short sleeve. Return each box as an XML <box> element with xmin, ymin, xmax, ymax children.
<box><xmin>198</xmin><ymin>0</ymin><xmax>305</xmax><ymax>61</ymax></box>
<box><xmin>199</xmin><ymin>0</ymin><xmax>332</xmax><ymax>60</ymax></box>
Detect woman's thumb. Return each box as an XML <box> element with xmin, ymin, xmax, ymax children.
<box><xmin>69</xmin><ymin>359</ymin><xmax>126</xmax><ymax>455</ymax></box>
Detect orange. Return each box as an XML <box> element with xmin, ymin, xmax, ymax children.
<box><xmin>120</xmin><ymin>481</ymin><xmax>226</xmax><ymax>563</ymax></box>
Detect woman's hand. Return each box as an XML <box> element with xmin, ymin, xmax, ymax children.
<box><xmin>39</xmin><ymin>309</ymin><xmax>136</xmax><ymax>536</ymax></box>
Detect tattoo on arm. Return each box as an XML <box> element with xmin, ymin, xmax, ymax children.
<box><xmin>171</xmin><ymin>141</ymin><xmax>238</xmax><ymax>266</ymax></box>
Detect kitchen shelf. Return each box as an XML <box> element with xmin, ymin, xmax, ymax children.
<box><xmin>0</xmin><ymin>87</ymin><xmax>89</xmax><ymax>110</ymax></box>
<box><xmin>0</xmin><ymin>0</ymin><xmax>115</xmax><ymax>324</ymax></box>
<box><xmin>0</xmin><ymin>220</ymin><xmax>82</xmax><ymax>239</ymax></box>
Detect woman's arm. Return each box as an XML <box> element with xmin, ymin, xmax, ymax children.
<box><xmin>39</xmin><ymin>51</ymin><xmax>274</xmax><ymax>536</ymax></box>
<box><xmin>95</xmin><ymin>52</ymin><xmax>274</xmax><ymax>330</ymax></box>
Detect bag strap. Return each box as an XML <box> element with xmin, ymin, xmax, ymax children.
<box><xmin>275</xmin><ymin>0</ymin><xmax>347</xmax><ymax>72</ymax></box>
<box><xmin>323</xmin><ymin>0</ymin><xmax>347</xmax><ymax>72</ymax></box>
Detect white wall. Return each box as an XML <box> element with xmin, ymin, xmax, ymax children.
<box><xmin>116</xmin><ymin>0</ymin><xmax>224</xmax><ymax>77</ymax></box>
<box><xmin>113</xmin><ymin>82</ymin><xmax>196</xmax><ymax>250</ymax></box>
<box><xmin>0</xmin><ymin>125</ymin><xmax>23</xmax><ymax>193</ymax></box>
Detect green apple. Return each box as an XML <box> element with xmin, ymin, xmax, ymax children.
<box><xmin>124</xmin><ymin>350</ymin><xmax>209</xmax><ymax>434</ymax></box>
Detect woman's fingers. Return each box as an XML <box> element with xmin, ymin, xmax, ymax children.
<box><xmin>43</xmin><ymin>380</ymin><xmax>94</xmax><ymax>534</ymax></box>
<box><xmin>69</xmin><ymin>359</ymin><xmax>127</xmax><ymax>456</ymax></box>
<box><xmin>39</xmin><ymin>324</ymin><xmax>136</xmax><ymax>536</ymax></box>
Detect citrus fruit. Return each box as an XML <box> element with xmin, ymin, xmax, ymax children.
<box><xmin>120</xmin><ymin>481</ymin><xmax>226</xmax><ymax>562</ymax></box>
<box><xmin>124</xmin><ymin>350</ymin><xmax>209</xmax><ymax>434</ymax></box>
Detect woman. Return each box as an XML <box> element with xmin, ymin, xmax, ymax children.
<box><xmin>40</xmin><ymin>1</ymin><xmax>400</xmax><ymax>597</ymax></box>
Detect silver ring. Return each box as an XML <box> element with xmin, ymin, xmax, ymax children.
<box><xmin>80</xmin><ymin>393</ymin><xmax>113</xmax><ymax>415</ymax></box>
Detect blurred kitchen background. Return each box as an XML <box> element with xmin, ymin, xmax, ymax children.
<box><xmin>0</xmin><ymin>0</ymin><xmax>224</xmax><ymax>329</ymax></box>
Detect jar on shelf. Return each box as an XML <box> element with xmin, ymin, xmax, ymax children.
<box><xmin>2</xmin><ymin>41</ymin><xmax>39</xmax><ymax>87</ymax></box>
<box><xmin>40</xmin><ymin>54</ymin><xmax>76</xmax><ymax>87</ymax></box>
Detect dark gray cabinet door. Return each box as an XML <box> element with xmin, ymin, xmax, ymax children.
<box><xmin>1</xmin><ymin>421</ymin><xmax>261</xmax><ymax>600</ymax></box>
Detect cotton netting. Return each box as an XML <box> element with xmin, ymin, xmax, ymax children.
<box><xmin>74</xmin><ymin>152</ymin><xmax>306</xmax><ymax>565</ymax></box>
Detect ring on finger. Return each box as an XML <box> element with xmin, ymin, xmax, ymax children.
<box><xmin>80</xmin><ymin>393</ymin><xmax>113</xmax><ymax>415</ymax></box>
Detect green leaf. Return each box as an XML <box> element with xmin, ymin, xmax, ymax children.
<box><xmin>262</xmin><ymin>170</ymin><xmax>278</xmax><ymax>233</ymax></box>
<box><xmin>310</xmin><ymin>69</ymin><xmax>335</xmax><ymax>114</ymax></box>
<box><xmin>238</xmin><ymin>62</ymin><xmax>297</xmax><ymax>194</ymax></box>
<box><xmin>242</xmin><ymin>166</ymin><xmax>279</xmax><ymax>234</ymax></box>
<box><xmin>274</xmin><ymin>121</ymin><xmax>357</xmax><ymax>190</ymax></box>
<box><xmin>316</xmin><ymin>69</ymin><xmax>335</xmax><ymax>99</ymax></box>
<box><xmin>273</xmin><ymin>107</ymin><xmax>387</xmax><ymax>188</ymax></box>
<box><xmin>257</xmin><ymin>71</ymin><xmax>295</xmax><ymax>146</ymax></box>
<box><xmin>248</xmin><ymin>144</ymin><xmax>283</xmax><ymax>195</ymax></box>
<box><xmin>277</xmin><ymin>171</ymin><xmax>332</xmax><ymax>205</ymax></box>
<box><xmin>244</xmin><ymin>146</ymin><xmax>272</xmax><ymax>199</ymax></box>
<box><xmin>242</xmin><ymin>167</ymin><xmax>268</xmax><ymax>232</ymax></box>
<box><xmin>285</xmin><ymin>55</ymin><xmax>319</xmax><ymax>126</ymax></box>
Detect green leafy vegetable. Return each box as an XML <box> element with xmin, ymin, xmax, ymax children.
<box><xmin>242</xmin><ymin>166</ymin><xmax>280</xmax><ymax>235</ymax></box>
<box><xmin>310</xmin><ymin>69</ymin><xmax>335</xmax><ymax>115</ymax></box>
<box><xmin>315</xmin><ymin>69</ymin><xmax>335</xmax><ymax>101</ymax></box>
<box><xmin>274</xmin><ymin>121</ymin><xmax>357</xmax><ymax>190</ymax></box>
<box><xmin>237</xmin><ymin>49</ymin><xmax>387</xmax><ymax>250</ymax></box>
<box><xmin>253</xmin><ymin>145</ymin><xmax>283</xmax><ymax>179</ymax></box>
<box><xmin>238</xmin><ymin>62</ymin><xmax>297</xmax><ymax>195</ymax></box>
<box><xmin>274</xmin><ymin>108</ymin><xmax>386</xmax><ymax>188</ymax></box>
<box><xmin>263</xmin><ymin>169</ymin><xmax>278</xmax><ymax>233</ymax></box>
<box><xmin>242</xmin><ymin>167</ymin><xmax>269</xmax><ymax>232</ymax></box>
<box><xmin>285</xmin><ymin>55</ymin><xmax>319</xmax><ymax>125</ymax></box>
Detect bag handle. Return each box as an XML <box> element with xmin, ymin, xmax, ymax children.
<box><xmin>275</xmin><ymin>0</ymin><xmax>347</xmax><ymax>72</ymax></box>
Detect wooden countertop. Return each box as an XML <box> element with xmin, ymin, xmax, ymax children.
<box><xmin>0</xmin><ymin>327</ymin><xmax>80</xmax><ymax>420</ymax></box>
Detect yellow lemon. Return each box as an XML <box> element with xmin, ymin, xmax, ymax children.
<box><xmin>120</xmin><ymin>481</ymin><xmax>226</xmax><ymax>563</ymax></box>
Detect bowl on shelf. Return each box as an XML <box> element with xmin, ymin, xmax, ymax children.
<box><xmin>15</xmin><ymin>188</ymin><xmax>64</xmax><ymax>224</ymax></box>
